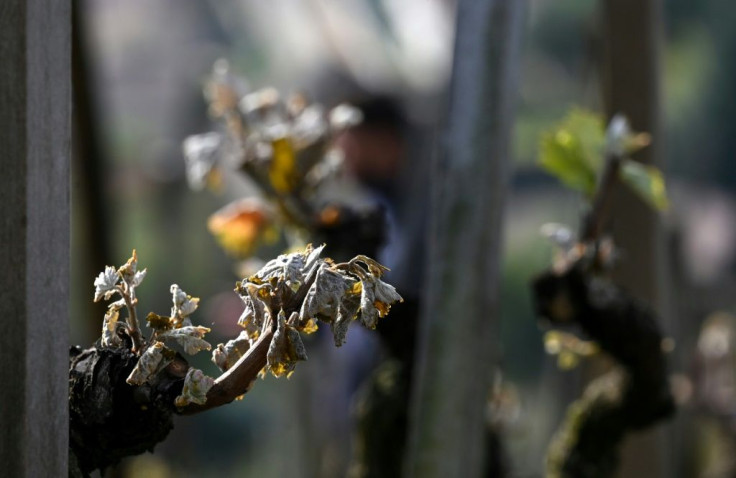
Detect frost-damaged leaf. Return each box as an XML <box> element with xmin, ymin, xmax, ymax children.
<box><xmin>237</xmin><ymin>294</ymin><xmax>265</xmax><ymax>339</ymax></box>
<box><xmin>253</xmin><ymin>248</ymin><xmax>308</xmax><ymax>292</ymax></box>
<box><xmin>126</xmin><ymin>342</ymin><xmax>173</xmax><ymax>386</ymax></box>
<box><xmin>175</xmin><ymin>368</ymin><xmax>215</xmax><ymax>408</ymax></box>
<box><xmin>351</xmin><ymin>255</ymin><xmax>390</xmax><ymax>277</ymax></box>
<box><xmin>101</xmin><ymin>302</ymin><xmax>125</xmax><ymax>348</ymax></box>
<box><xmin>93</xmin><ymin>266</ymin><xmax>119</xmax><ymax>302</ymax></box>
<box><xmin>205</xmin><ymin>59</ymin><xmax>250</xmax><ymax>118</ymax></box>
<box><xmin>159</xmin><ymin>326</ymin><xmax>212</xmax><ymax>355</ymax></box>
<box><xmin>359</xmin><ymin>274</ymin><xmax>403</xmax><ymax>330</ymax></box>
<box><xmin>299</xmin><ymin>264</ymin><xmax>352</xmax><ymax>324</ymax></box>
<box><xmin>332</xmin><ymin>291</ymin><xmax>361</xmax><ymax>346</ymax></box>
<box><xmin>329</xmin><ymin>103</ymin><xmax>363</xmax><ymax>131</ymax></box>
<box><xmin>269</xmin><ymin>137</ymin><xmax>299</xmax><ymax>194</ymax></box>
<box><xmin>619</xmin><ymin>159</ymin><xmax>669</xmax><ymax>211</ymax></box>
<box><xmin>118</xmin><ymin>250</ymin><xmax>143</xmax><ymax>286</ymax></box>
<box><xmin>291</xmin><ymin>104</ymin><xmax>327</xmax><ymax>148</ymax></box>
<box><xmin>212</xmin><ymin>331</ymin><xmax>251</xmax><ymax>372</ymax></box>
<box><xmin>182</xmin><ymin>132</ymin><xmax>223</xmax><ymax>191</ymax></box>
<box><xmin>207</xmin><ymin>198</ymin><xmax>275</xmax><ymax>259</ymax></box>
<box><xmin>267</xmin><ymin>311</ymin><xmax>308</xmax><ymax>378</ymax></box>
<box><xmin>170</xmin><ymin>284</ymin><xmax>199</xmax><ymax>326</ymax></box>
<box><xmin>131</xmin><ymin>269</ymin><xmax>147</xmax><ymax>288</ymax></box>
<box><xmin>236</xmin><ymin>282</ymin><xmax>271</xmax><ymax>335</ymax></box>
<box><xmin>146</xmin><ymin>312</ymin><xmax>173</xmax><ymax>332</ymax></box>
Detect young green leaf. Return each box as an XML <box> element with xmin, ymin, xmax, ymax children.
<box><xmin>619</xmin><ymin>159</ymin><xmax>669</xmax><ymax>211</ymax></box>
<box><xmin>538</xmin><ymin>110</ymin><xmax>606</xmax><ymax>198</ymax></box>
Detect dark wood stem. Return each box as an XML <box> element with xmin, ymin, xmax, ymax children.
<box><xmin>581</xmin><ymin>153</ymin><xmax>621</xmax><ymax>243</ymax></box>
<box><xmin>179</xmin><ymin>327</ymin><xmax>273</xmax><ymax>415</ymax></box>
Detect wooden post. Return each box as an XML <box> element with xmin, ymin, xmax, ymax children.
<box><xmin>600</xmin><ymin>0</ymin><xmax>668</xmax><ymax>476</ymax></box>
<box><xmin>404</xmin><ymin>0</ymin><xmax>526</xmax><ymax>476</ymax></box>
<box><xmin>0</xmin><ymin>1</ymin><xmax>71</xmax><ymax>476</ymax></box>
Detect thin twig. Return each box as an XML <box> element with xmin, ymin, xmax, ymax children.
<box><xmin>179</xmin><ymin>327</ymin><xmax>274</xmax><ymax>415</ymax></box>
<box><xmin>580</xmin><ymin>153</ymin><xmax>622</xmax><ymax>243</ymax></box>
<box><xmin>117</xmin><ymin>284</ymin><xmax>144</xmax><ymax>353</ymax></box>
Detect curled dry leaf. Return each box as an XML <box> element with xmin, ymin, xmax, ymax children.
<box><xmin>236</xmin><ymin>244</ymin><xmax>402</xmax><ymax>354</ymax></box>
<box><xmin>212</xmin><ymin>331</ymin><xmax>252</xmax><ymax>372</ymax></box>
<box><xmin>101</xmin><ymin>302</ymin><xmax>125</xmax><ymax>347</ymax></box>
<box><xmin>358</xmin><ymin>274</ymin><xmax>402</xmax><ymax>330</ymax></box>
<box><xmin>175</xmin><ymin>368</ymin><xmax>216</xmax><ymax>408</ymax></box>
<box><xmin>126</xmin><ymin>342</ymin><xmax>173</xmax><ymax>386</ymax></box>
<box><xmin>159</xmin><ymin>326</ymin><xmax>212</xmax><ymax>356</ymax></box>
<box><xmin>170</xmin><ymin>284</ymin><xmax>199</xmax><ymax>327</ymax></box>
<box><xmin>266</xmin><ymin>311</ymin><xmax>308</xmax><ymax>378</ymax></box>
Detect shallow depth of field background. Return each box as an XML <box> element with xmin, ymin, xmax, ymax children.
<box><xmin>71</xmin><ymin>1</ymin><xmax>736</xmax><ymax>476</ymax></box>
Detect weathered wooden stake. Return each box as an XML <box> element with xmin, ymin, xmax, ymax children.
<box><xmin>405</xmin><ymin>0</ymin><xmax>526</xmax><ymax>476</ymax></box>
<box><xmin>0</xmin><ymin>1</ymin><xmax>71</xmax><ymax>476</ymax></box>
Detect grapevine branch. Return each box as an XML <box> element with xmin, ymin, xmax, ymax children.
<box><xmin>532</xmin><ymin>144</ymin><xmax>674</xmax><ymax>477</ymax></box>
<box><xmin>179</xmin><ymin>325</ymin><xmax>273</xmax><ymax>415</ymax></box>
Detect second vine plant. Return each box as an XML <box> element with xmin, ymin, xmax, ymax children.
<box><xmin>182</xmin><ymin>59</ymin><xmax>370</xmax><ymax>259</ymax></box>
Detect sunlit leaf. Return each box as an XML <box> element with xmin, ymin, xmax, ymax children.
<box><xmin>118</xmin><ymin>250</ymin><xmax>141</xmax><ymax>286</ymax></box>
<box><xmin>619</xmin><ymin>159</ymin><xmax>669</xmax><ymax>211</ymax></box>
<box><xmin>538</xmin><ymin>109</ymin><xmax>606</xmax><ymax>197</ymax></box>
<box><xmin>208</xmin><ymin>198</ymin><xmax>275</xmax><ymax>259</ymax></box>
<box><xmin>93</xmin><ymin>266</ymin><xmax>120</xmax><ymax>302</ymax></box>
<box><xmin>169</xmin><ymin>284</ymin><xmax>199</xmax><ymax>328</ymax></box>
<box><xmin>182</xmin><ymin>132</ymin><xmax>223</xmax><ymax>191</ymax></box>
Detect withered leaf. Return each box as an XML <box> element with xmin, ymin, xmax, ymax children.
<box><xmin>267</xmin><ymin>311</ymin><xmax>308</xmax><ymax>378</ymax></box>
<box><xmin>299</xmin><ymin>264</ymin><xmax>352</xmax><ymax>324</ymax></box>
<box><xmin>159</xmin><ymin>326</ymin><xmax>212</xmax><ymax>355</ymax></box>
<box><xmin>126</xmin><ymin>342</ymin><xmax>173</xmax><ymax>386</ymax></box>
<box><xmin>146</xmin><ymin>312</ymin><xmax>173</xmax><ymax>332</ymax></box>
<box><xmin>175</xmin><ymin>368</ymin><xmax>215</xmax><ymax>408</ymax></box>
<box><xmin>359</xmin><ymin>274</ymin><xmax>403</xmax><ymax>329</ymax></box>
<box><xmin>170</xmin><ymin>284</ymin><xmax>200</xmax><ymax>325</ymax></box>
<box><xmin>212</xmin><ymin>330</ymin><xmax>252</xmax><ymax>372</ymax></box>
<box><xmin>332</xmin><ymin>291</ymin><xmax>362</xmax><ymax>346</ymax></box>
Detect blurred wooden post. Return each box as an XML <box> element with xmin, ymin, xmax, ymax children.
<box><xmin>600</xmin><ymin>0</ymin><xmax>669</xmax><ymax>476</ymax></box>
<box><xmin>0</xmin><ymin>1</ymin><xmax>71</xmax><ymax>476</ymax></box>
<box><xmin>404</xmin><ymin>0</ymin><xmax>526</xmax><ymax>476</ymax></box>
